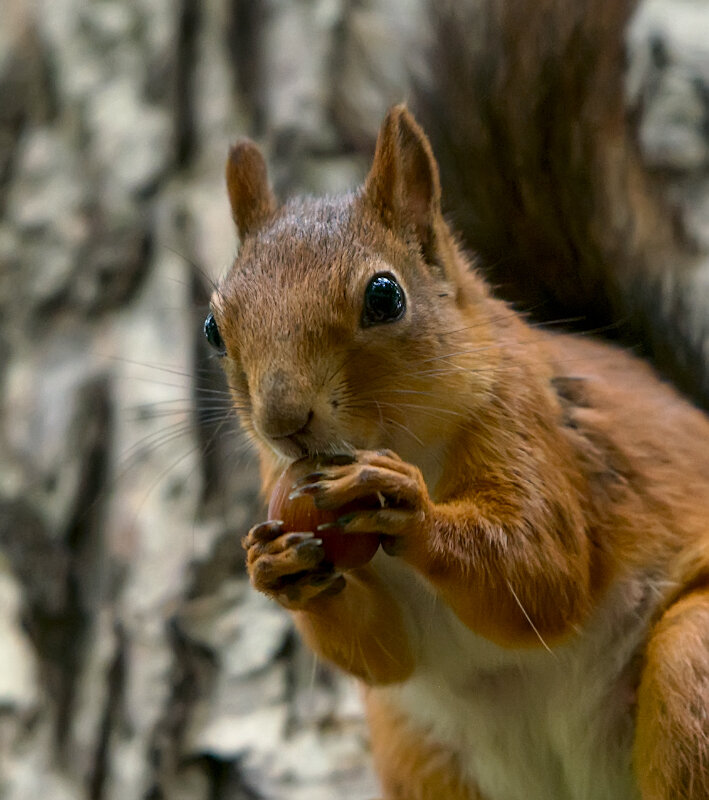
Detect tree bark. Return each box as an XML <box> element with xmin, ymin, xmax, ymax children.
<box><xmin>0</xmin><ymin>1</ymin><xmax>707</xmax><ymax>798</ymax></box>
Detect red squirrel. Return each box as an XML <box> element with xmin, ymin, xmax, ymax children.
<box><xmin>207</xmin><ymin>106</ymin><xmax>709</xmax><ymax>800</ymax></box>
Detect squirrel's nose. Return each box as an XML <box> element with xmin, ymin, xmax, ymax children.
<box><xmin>256</xmin><ymin>369</ymin><xmax>315</xmax><ymax>441</ymax></box>
<box><xmin>261</xmin><ymin>408</ymin><xmax>314</xmax><ymax>440</ymax></box>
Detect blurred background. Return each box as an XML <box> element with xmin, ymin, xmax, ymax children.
<box><xmin>0</xmin><ymin>1</ymin><xmax>708</xmax><ymax>798</ymax></box>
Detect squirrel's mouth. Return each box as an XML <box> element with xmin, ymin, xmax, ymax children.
<box><xmin>267</xmin><ymin>433</ymin><xmax>357</xmax><ymax>463</ymax></box>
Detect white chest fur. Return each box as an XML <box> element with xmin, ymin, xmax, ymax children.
<box><xmin>369</xmin><ymin>552</ymin><xmax>657</xmax><ymax>800</ymax></box>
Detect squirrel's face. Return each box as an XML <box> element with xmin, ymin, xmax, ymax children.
<box><xmin>210</xmin><ymin>107</ymin><xmax>497</xmax><ymax>474</ymax></box>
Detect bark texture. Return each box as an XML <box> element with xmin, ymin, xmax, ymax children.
<box><xmin>0</xmin><ymin>1</ymin><xmax>707</xmax><ymax>799</ymax></box>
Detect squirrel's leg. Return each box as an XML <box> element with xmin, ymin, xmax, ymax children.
<box><xmin>295</xmin><ymin>449</ymin><xmax>593</xmax><ymax>646</ymax></box>
<box><xmin>292</xmin><ymin>565</ymin><xmax>414</xmax><ymax>684</ymax></box>
<box><xmin>243</xmin><ymin>521</ymin><xmax>414</xmax><ymax>684</ymax></box>
<box><xmin>365</xmin><ymin>692</ymin><xmax>485</xmax><ymax>800</ymax></box>
<box><xmin>633</xmin><ymin>587</ymin><xmax>709</xmax><ymax>799</ymax></box>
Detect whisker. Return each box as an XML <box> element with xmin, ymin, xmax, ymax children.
<box><xmin>118</xmin><ymin>408</ymin><xmax>244</xmax><ymax>466</ymax></box>
<box><xmin>103</xmin><ymin>354</ymin><xmax>199</xmax><ymax>379</ymax></box>
<box><xmin>380</xmin><ymin>416</ymin><xmax>425</xmax><ymax>447</ymax></box>
<box><xmin>122</xmin><ymin>376</ymin><xmax>236</xmax><ymax>397</ymax></box>
<box><xmin>159</xmin><ymin>240</ymin><xmax>222</xmax><ymax>294</ymax></box>
<box><xmin>415</xmin><ymin>343</ymin><xmax>501</xmax><ymax>367</ymax></box>
<box><xmin>128</xmin><ymin>403</ymin><xmax>235</xmax><ymax>419</ymax></box>
<box><xmin>350</xmin><ymin>401</ymin><xmax>479</xmax><ymax>440</ymax></box>
<box><xmin>378</xmin><ymin>388</ymin><xmax>454</xmax><ymax>398</ymax></box>
<box><xmin>505</xmin><ymin>580</ymin><xmax>555</xmax><ymax>657</ymax></box>
<box><xmin>123</xmin><ymin>444</ymin><xmax>204</xmax><ymax>528</ymax></box>
<box><xmin>326</xmin><ymin>343</ymin><xmax>368</xmax><ymax>385</ymax></box>
<box><xmin>117</xmin><ymin>422</ymin><xmax>198</xmax><ymax>466</ymax></box>
<box><xmin>353</xmin><ymin>399</ymin><xmax>467</xmax><ymax>421</ymax></box>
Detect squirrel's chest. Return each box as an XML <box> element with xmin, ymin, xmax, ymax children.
<box><xmin>368</xmin><ymin>554</ymin><xmax>653</xmax><ymax>800</ymax></box>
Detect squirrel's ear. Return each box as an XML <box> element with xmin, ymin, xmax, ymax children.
<box><xmin>364</xmin><ymin>105</ymin><xmax>442</xmax><ymax>258</ymax></box>
<box><xmin>225</xmin><ymin>140</ymin><xmax>277</xmax><ymax>240</ymax></box>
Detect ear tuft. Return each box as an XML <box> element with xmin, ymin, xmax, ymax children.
<box><xmin>225</xmin><ymin>140</ymin><xmax>277</xmax><ymax>240</ymax></box>
<box><xmin>364</xmin><ymin>105</ymin><xmax>442</xmax><ymax>257</ymax></box>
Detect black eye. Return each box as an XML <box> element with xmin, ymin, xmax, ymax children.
<box><xmin>362</xmin><ymin>273</ymin><xmax>406</xmax><ymax>327</ymax></box>
<box><xmin>204</xmin><ymin>312</ymin><xmax>226</xmax><ymax>356</ymax></box>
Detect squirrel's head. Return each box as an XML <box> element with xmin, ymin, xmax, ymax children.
<box><xmin>210</xmin><ymin>106</ymin><xmax>498</xmax><ymax>476</ymax></box>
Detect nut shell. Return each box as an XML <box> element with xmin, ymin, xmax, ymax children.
<box><xmin>268</xmin><ymin>459</ymin><xmax>380</xmax><ymax>569</ymax></box>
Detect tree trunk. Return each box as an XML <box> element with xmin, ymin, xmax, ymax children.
<box><xmin>0</xmin><ymin>1</ymin><xmax>707</xmax><ymax>798</ymax></box>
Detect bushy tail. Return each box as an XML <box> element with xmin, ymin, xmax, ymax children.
<box><xmin>414</xmin><ymin>0</ymin><xmax>709</xmax><ymax>408</ymax></box>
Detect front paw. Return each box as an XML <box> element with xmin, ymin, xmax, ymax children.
<box><xmin>243</xmin><ymin>520</ymin><xmax>345</xmax><ymax>611</ymax></box>
<box><xmin>289</xmin><ymin>450</ymin><xmax>432</xmax><ymax>550</ymax></box>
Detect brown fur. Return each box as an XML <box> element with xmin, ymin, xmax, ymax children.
<box><xmin>366</xmin><ymin>694</ymin><xmax>481</xmax><ymax>800</ymax></box>
<box><xmin>220</xmin><ymin>107</ymin><xmax>709</xmax><ymax>798</ymax></box>
<box><xmin>634</xmin><ymin>587</ymin><xmax>709</xmax><ymax>799</ymax></box>
<box><xmin>416</xmin><ymin>0</ymin><xmax>709</xmax><ymax>409</ymax></box>
<box><xmin>225</xmin><ymin>140</ymin><xmax>277</xmax><ymax>240</ymax></box>
<box><xmin>294</xmin><ymin>565</ymin><xmax>415</xmax><ymax>685</ymax></box>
